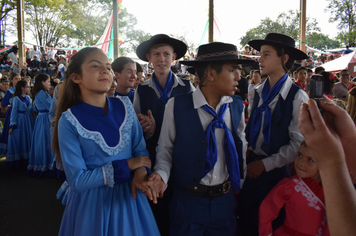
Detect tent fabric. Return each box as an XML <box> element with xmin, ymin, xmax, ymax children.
<box><xmin>314</xmin><ymin>51</ymin><xmax>356</xmax><ymax>73</ymax></box>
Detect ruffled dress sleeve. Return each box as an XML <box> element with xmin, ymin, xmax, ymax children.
<box><xmin>259</xmin><ymin>177</ymin><xmax>292</xmax><ymax>236</ymax></box>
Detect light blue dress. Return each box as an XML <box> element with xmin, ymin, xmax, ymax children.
<box><xmin>57</xmin><ymin>96</ymin><xmax>160</xmax><ymax>236</ymax></box>
<box><xmin>6</xmin><ymin>95</ymin><xmax>35</xmax><ymax>169</ymax></box>
<box><xmin>0</xmin><ymin>86</ymin><xmax>15</xmax><ymax>155</ymax></box>
<box><xmin>27</xmin><ymin>90</ymin><xmax>54</xmax><ymax>177</ymax></box>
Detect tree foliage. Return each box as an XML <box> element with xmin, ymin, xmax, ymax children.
<box><xmin>0</xmin><ymin>0</ymin><xmax>16</xmax><ymax>21</ymax></box>
<box><xmin>239</xmin><ymin>10</ymin><xmax>321</xmax><ymax>47</ymax></box>
<box><xmin>326</xmin><ymin>0</ymin><xmax>356</xmax><ymax>46</ymax></box>
<box><xmin>307</xmin><ymin>32</ymin><xmax>341</xmax><ymax>50</ymax></box>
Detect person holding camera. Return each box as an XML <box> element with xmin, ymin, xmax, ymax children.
<box><xmin>333</xmin><ymin>69</ymin><xmax>352</xmax><ymax>101</ymax></box>
<box><xmin>238</xmin><ymin>33</ymin><xmax>309</xmax><ymax>235</ymax></box>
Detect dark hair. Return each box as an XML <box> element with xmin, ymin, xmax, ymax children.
<box><xmin>9</xmin><ymin>73</ymin><xmax>20</xmax><ymax>87</ymax></box>
<box><xmin>271</xmin><ymin>46</ymin><xmax>295</xmax><ymax>72</ymax></box>
<box><xmin>13</xmin><ymin>80</ymin><xmax>28</xmax><ymax>98</ymax></box>
<box><xmin>111</xmin><ymin>57</ymin><xmax>135</xmax><ymax>73</ymax></box>
<box><xmin>53</xmin><ymin>47</ymin><xmax>104</xmax><ymax>162</ymax></box>
<box><xmin>340</xmin><ymin>69</ymin><xmax>350</xmax><ymax>75</ymax></box>
<box><xmin>31</xmin><ymin>73</ymin><xmax>50</xmax><ymax>98</ymax></box>
<box><xmin>136</xmin><ymin>62</ymin><xmax>143</xmax><ymax>73</ymax></box>
<box><xmin>307</xmin><ymin>68</ymin><xmax>313</xmax><ymax>73</ymax></box>
<box><xmin>195</xmin><ymin>61</ymin><xmax>226</xmax><ymax>87</ymax></box>
<box><xmin>253</xmin><ymin>70</ymin><xmax>261</xmax><ymax>75</ymax></box>
<box><xmin>296</xmin><ymin>66</ymin><xmax>307</xmax><ymax>73</ymax></box>
<box><xmin>321</xmin><ymin>71</ymin><xmax>336</xmax><ymax>95</ymax></box>
<box><xmin>315</xmin><ymin>66</ymin><xmax>325</xmax><ymax>74</ymax></box>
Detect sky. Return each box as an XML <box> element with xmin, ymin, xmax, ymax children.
<box><xmin>5</xmin><ymin>0</ymin><xmax>340</xmax><ymax>50</ymax></box>
<box><xmin>122</xmin><ymin>0</ymin><xmax>340</xmax><ymax>49</ymax></box>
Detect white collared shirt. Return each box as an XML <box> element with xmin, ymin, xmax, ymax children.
<box><xmin>248</xmin><ymin>77</ymin><xmax>309</xmax><ymax>172</ymax></box>
<box><xmin>154</xmin><ymin>87</ymin><xmax>247</xmax><ymax>186</ymax></box>
<box><xmin>133</xmin><ymin>73</ymin><xmax>195</xmax><ymax>114</ymax></box>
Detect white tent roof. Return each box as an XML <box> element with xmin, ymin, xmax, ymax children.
<box><xmin>126</xmin><ymin>52</ymin><xmax>147</xmax><ymax>65</ymax></box>
<box><xmin>315</xmin><ymin>51</ymin><xmax>356</xmax><ymax>73</ymax></box>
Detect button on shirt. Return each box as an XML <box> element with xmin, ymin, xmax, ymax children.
<box><xmin>248</xmin><ymin>78</ymin><xmax>309</xmax><ymax>172</ymax></box>
<box><xmin>154</xmin><ymin>87</ymin><xmax>247</xmax><ymax>187</ymax></box>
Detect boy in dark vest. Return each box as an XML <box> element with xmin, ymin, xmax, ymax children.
<box><xmin>149</xmin><ymin>42</ymin><xmax>253</xmax><ymax>235</ymax></box>
<box><xmin>134</xmin><ymin>34</ymin><xmax>194</xmax><ymax>236</ymax></box>
<box><xmin>238</xmin><ymin>33</ymin><xmax>309</xmax><ymax>235</ymax></box>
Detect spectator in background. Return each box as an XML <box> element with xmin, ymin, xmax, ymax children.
<box><xmin>30</xmin><ymin>45</ymin><xmax>42</xmax><ymax>61</ymax></box>
<box><xmin>47</xmin><ymin>58</ymin><xmax>57</xmax><ymax>77</ymax></box>
<box><xmin>333</xmin><ymin>69</ymin><xmax>352</xmax><ymax>101</ymax></box>
<box><xmin>343</xmin><ymin>45</ymin><xmax>353</xmax><ymax>55</ymax></box>
<box><xmin>40</xmin><ymin>56</ymin><xmax>48</xmax><ymax>74</ymax></box>
<box><xmin>29</xmin><ymin>55</ymin><xmax>40</xmax><ymax>78</ymax></box>
<box><xmin>346</xmin><ymin>87</ymin><xmax>356</xmax><ymax>124</ymax></box>
<box><xmin>235</xmin><ymin>66</ymin><xmax>248</xmax><ymax>101</ymax></box>
<box><xmin>295</xmin><ymin>67</ymin><xmax>308</xmax><ymax>91</ymax></box>
<box><xmin>305</xmin><ymin>52</ymin><xmax>314</xmax><ymax>69</ymax></box>
<box><xmin>48</xmin><ymin>46</ymin><xmax>56</xmax><ymax>60</ymax></box>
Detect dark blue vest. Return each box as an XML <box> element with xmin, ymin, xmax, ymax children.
<box><xmin>245</xmin><ymin>83</ymin><xmax>300</xmax><ymax>155</ymax></box>
<box><xmin>137</xmin><ymin>78</ymin><xmax>192</xmax><ymax>165</ymax></box>
<box><xmin>171</xmin><ymin>93</ymin><xmax>245</xmax><ymax>188</ymax></box>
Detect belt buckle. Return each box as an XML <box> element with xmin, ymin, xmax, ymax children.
<box><xmin>222</xmin><ymin>181</ymin><xmax>231</xmax><ymax>194</ymax></box>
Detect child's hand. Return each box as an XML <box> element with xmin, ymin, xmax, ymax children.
<box><xmin>127</xmin><ymin>156</ymin><xmax>151</xmax><ymax>171</ymax></box>
<box><xmin>131</xmin><ymin>168</ymin><xmax>158</xmax><ymax>204</ymax></box>
<box><xmin>148</xmin><ymin>172</ymin><xmax>166</xmax><ymax>199</ymax></box>
<box><xmin>137</xmin><ymin>110</ymin><xmax>156</xmax><ymax>135</ymax></box>
<box><xmin>8</xmin><ymin>128</ymin><xmax>13</xmax><ymax>135</ymax></box>
<box><xmin>247</xmin><ymin>160</ymin><xmax>265</xmax><ymax>178</ymax></box>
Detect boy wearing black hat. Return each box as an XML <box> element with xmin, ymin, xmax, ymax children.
<box><xmin>149</xmin><ymin>42</ymin><xmax>253</xmax><ymax>235</ymax></box>
<box><xmin>238</xmin><ymin>33</ymin><xmax>309</xmax><ymax>235</ymax></box>
<box><xmin>134</xmin><ymin>34</ymin><xmax>194</xmax><ymax>236</ymax></box>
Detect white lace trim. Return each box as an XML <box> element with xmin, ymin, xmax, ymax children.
<box><xmin>63</xmin><ymin>96</ymin><xmax>134</xmax><ymax>156</ymax></box>
<box><xmin>293</xmin><ymin>177</ymin><xmax>325</xmax><ymax>211</ymax></box>
<box><xmin>102</xmin><ymin>162</ymin><xmax>115</xmax><ymax>188</ymax></box>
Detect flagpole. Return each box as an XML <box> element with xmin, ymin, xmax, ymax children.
<box><xmin>209</xmin><ymin>0</ymin><xmax>213</xmax><ymax>43</ymax></box>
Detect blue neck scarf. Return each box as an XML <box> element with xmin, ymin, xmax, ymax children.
<box><xmin>152</xmin><ymin>71</ymin><xmax>174</xmax><ymax>104</ymax></box>
<box><xmin>249</xmin><ymin>74</ymin><xmax>288</xmax><ymax>149</ymax></box>
<box><xmin>201</xmin><ymin>103</ymin><xmax>241</xmax><ymax>191</ymax></box>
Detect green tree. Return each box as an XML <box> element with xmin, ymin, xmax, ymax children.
<box><xmin>1</xmin><ymin>0</ymin><xmax>17</xmax><ymax>46</ymax></box>
<box><xmin>239</xmin><ymin>10</ymin><xmax>320</xmax><ymax>47</ymax></box>
<box><xmin>307</xmin><ymin>32</ymin><xmax>341</xmax><ymax>50</ymax></box>
<box><xmin>326</xmin><ymin>0</ymin><xmax>356</xmax><ymax>46</ymax></box>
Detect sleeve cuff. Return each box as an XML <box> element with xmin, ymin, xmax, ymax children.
<box><xmin>9</xmin><ymin>123</ymin><xmax>17</xmax><ymax>130</ymax></box>
<box><xmin>102</xmin><ymin>162</ymin><xmax>115</xmax><ymax>188</ymax></box>
<box><xmin>261</xmin><ymin>158</ymin><xmax>273</xmax><ymax>172</ymax></box>
<box><xmin>112</xmin><ymin>159</ymin><xmax>131</xmax><ymax>184</ymax></box>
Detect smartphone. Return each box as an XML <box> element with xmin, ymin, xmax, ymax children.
<box><xmin>309</xmin><ymin>74</ymin><xmax>324</xmax><ymax>113</ymax></box>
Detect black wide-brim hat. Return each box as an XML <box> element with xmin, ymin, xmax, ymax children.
<box><xmin>180</xmin><ymin>42</ymin><xmax>254</xmax><ymax>66</ymax></box>
<box><xmin>248</xmin><ymin>33</ymin><xmax>308</xmax><ymax>60</ymax></box>
<box><xmin>136</xmin><ymin>34</ymin><xmax>187</xmax><ymax>62</ymax></box>
<box><xmin>187</xmin><ymin>66</ymin><xmax>195</xmax><ymax>74</ymax></box>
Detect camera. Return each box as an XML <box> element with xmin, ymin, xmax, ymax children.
<box><xmin>309</xmin><ymin>74</ymin><xmax>324</xmax><ymax>113</ymax></box>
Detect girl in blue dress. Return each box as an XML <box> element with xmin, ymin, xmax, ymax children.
<box><xmin>0</xmin><ymin>73</ymin><xmax>20</xmax><ymax>155</ymax></box>
<box><xmin>6</xmin><ymin>80</ymin><xmax>34</xmax><ymax>169</ymax></box>
<box><xmin>52</xmin><ymin>47</ymin><xmax>160</xmax><ymax>236</ymax></box>
<box><xmin>27</xmin><ymin>73</ymin><xmax>54</xmax><ymax>177</ymax></box>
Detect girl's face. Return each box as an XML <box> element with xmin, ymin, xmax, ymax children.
<box><xmin>75</xmin><ymin>51</ymin><xmax>113</xmax><ymax>95</ymax></box>
<box><xmin>297</xmin><ymin>69</ymin><xmax>307</xmax><ymax>82</ymax></box>
<box><xmin>22</xmin><ymin>82</ymin><xmax>30</xmax><ymax>95</ymax></box>
<box><xmin>42</xmin><ymin>78</ymin><xmax>51</xmax><ymax>90</ymax></box>
<box><xmin>11</xmin><ymin>75</ymin><xmax>20</xmax><ymax>87</ymax></box>
<box><xmin>258</xmin><ymin>45</ymin><xmax>284</xmax><ymax>76</ymax></box>
<box><xmin>116</xmin><ymin>62</ymin><xmax>136</xmax><ymax>89</ymax></box>
<box><xmin>294</xmin><ymin>145</ymin><xmax>320</xmax><ymax>182</ymax></box>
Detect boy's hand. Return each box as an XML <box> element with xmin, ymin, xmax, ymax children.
<box><xmin>131</xmin><ymin>168</ymin><xmax>158</xmax><ymax>204</ymax></box>
<box><xmin>137</xmin><ymin>110</ymin><xmax>156</xmax><ymax>135</ymax></box>
<box><xmin>148</xmin><ymin>172</ymin><xmax>166</xmax><ymax>199</ymax></box>
<box><xmin>247</xmin><ymin>160</ymin><xmax>265</xmax><ymax>178</ymax></box>
<box><xmin>127</xmin><ymin>156</ymin><xmax>151</xmax><ymax>171</ymax></box>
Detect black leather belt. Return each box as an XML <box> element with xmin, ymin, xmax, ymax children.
<box><xmin>182</xmin><ymin>180</ymin><xmax>231</xmax><ymax>200</ymax></box>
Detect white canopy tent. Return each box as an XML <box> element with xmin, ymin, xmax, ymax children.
<box><xmin>315</xmin><ymin>51</ymin><xmax>356</xmax><ymax>74</ymax></box>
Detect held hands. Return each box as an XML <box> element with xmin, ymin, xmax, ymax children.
<box><xmin>127</xmin><ymin>156</ymin><xmax>151</xmax><ymax>171</ymax></box>
<box><xmin>131</xmin><ymin>168</ymin><xmax>158</xmax><ymax>204</ymax></box>
<box><xmin>247</xmin><ymin>160</ymin><xmax>265</xmax><ymax>178</ymax></box>
<box><xmin>137</xmin><ymin>110</ymin><xmax>156</xmax><ymax>135</ymax></box>
<box><xmin>148</xmin><ymin>172</ymin><xmax>166</xmax><ymax>199</ymax></box>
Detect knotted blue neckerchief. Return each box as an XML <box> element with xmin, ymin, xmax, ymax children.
<box><xmin>201</xmin><ymin>103</ymin><xmax>241</xmax><ymax>191</ymax></box>
<box><xmin>152</xmin><ymin>71</ymin><xmax>174</xmax><ymax>104</ymax></box>
<box><xmin>249</xmin><ymin>74</ymin><xmax>288</xmax><ymax>149</ymax></box>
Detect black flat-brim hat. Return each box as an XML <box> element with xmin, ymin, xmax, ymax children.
<box><xmin>136</xmin><ymin>34</ymin><xmax>187</xmax><ymax>62</ymax></box>
<box><xmin>248</xmin><ymin>33</ymin><xmax>308</xmax><ymax>60</ymax></box>
<box><xmin>187</xmin><ymin>66</ymin><xmax>195</xmax><ymax>74</ymax></box>
<box><xmin>180</xmin><ymin>42</ymin><xmax>254</xmax><ymax>66</ymax></box>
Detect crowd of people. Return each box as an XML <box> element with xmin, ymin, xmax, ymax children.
<box><xmin>0</xmin><ymin>32</ymin><xmax>356</xmax><ymax>236</ymax></box>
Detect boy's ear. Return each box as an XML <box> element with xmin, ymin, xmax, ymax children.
<box><xmin>206</xmin><ymin>67</ymin><xmax>215</xmax><ymax>82</ymax></box>
<box><xmin>146</xmin><ymin>53</ymin><xmax>151</xmax><ymax>62</ymax></box>
<box><xmin>172</xmin><ymin>53</ymin><xmax>177</xmax><ymax>61</ymax></box>
<box><xmin>283</xmin><ymin>54</ymin><xmax>289</xmax><ymax>64</ymax></box>
<box><xmin>70</xmin><ymin>73</ymin><xmax>81</xmax><ymax>84</ymax></box>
